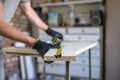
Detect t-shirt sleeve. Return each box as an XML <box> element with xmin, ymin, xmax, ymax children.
<box><xmin>0</xmin><ymin>0</ymin><xmax>3</xmax><ymax>3</ymax></box>
<box><xmin>20</xmin><ymin>0</ymin><xmax>30</xmax><ymax>3</ymax></box>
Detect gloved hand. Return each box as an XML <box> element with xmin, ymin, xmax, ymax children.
<box><xmin>32</xmin><ymin>39</ymin><xmax>55</xmax><ymax>64</ymax></box>
<box><xmin>45</xmin><ymin>28</ymin><xmax>63</xmax><ymax>40</ymax></box>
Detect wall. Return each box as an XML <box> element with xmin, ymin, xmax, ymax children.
<box><xmin>105</xmin><ymin>0</ymin><xmax>120</xmax><ymax>80</ymax></box>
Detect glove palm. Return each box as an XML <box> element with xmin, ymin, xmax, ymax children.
<box><xmin>33</xmin><ymin>39</ymin><xmax>54</xmax><ymax>64</ymax></box>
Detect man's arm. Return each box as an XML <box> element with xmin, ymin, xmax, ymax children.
<box><xmin>0</xmin><ymin>2</ymin><xmax>56</xmax><ymax>63</ymax></box>
<box><xmin>20</xmin><ymin>1</ymin><xmax>63</xmax><ymax>40</ymax></box>
<box><xmin>20</xmin><ymin>1</ymin><xmax>48</xmax><ymax>31</ymax></box>
<box><xmin>0</xmin><ymin>3</ymin><xmax>36</xmax><ymax>46</ymax></box>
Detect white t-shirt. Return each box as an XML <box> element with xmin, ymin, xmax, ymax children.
<box><xmin>0</xmin><ymin>0</ymin><xmax>29</xmax><ymax>22</ymax></box>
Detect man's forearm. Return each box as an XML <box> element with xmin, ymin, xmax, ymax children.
<box><xmin>20</xmin><ymin>2</ymin><xmax>48</xmax><ymax>31</ymax></box>
<box><xmin>0</xmin><ymin>20</ymin><xmax>36</xmax><ymax>46</ymax></box>
<box><xmin>24</xmin><ymin>8</ymin><xmax>49</xmax><ymax>30</ymax></box>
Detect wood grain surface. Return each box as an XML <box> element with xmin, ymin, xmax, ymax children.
<box><xmin>2</xmin><ymin>41</ymin><xmax>98</xmax><ymax>61</ymax></box>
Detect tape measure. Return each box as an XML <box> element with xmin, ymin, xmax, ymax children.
<box><xmin>52</xmin><ymin>37</ymin><xmax>61</xmax><ymax>46</ymax></box>
<box><xmin>54</xmin><ymin>47</ymin><xmax>62</xmax><ymax>58</ymax></box>
<box><xmin>52</xmin><ymin>37</ymin><xmax>62</xmax><ymax>58</ymax></box>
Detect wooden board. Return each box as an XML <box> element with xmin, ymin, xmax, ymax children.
<box><xmin>2</xmin><ymin>47</ymin><xmax>40</xmax><ymax>56</ymax></box>
<box><xmin>44</xmin><ymin>41</ymin><xmax>98</xmax><ymax>61</ymax></box>
<box><xmin>1</xmin><ymin>41</ymin><xmax>98</xmax><ymax>61</ymax></box>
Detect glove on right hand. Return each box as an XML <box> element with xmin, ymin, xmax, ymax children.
<box><xmin>45</xmin><ymin>28</ymin><xmax>63</xmax><ymax>40</ymax></box>
<box><xmin>32</xmin><ymin>39</ymin><xmax>55</xmax><ymax>64</ymax></box>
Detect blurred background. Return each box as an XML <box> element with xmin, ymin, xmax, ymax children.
<box><xmin>1</xmin><ymin>0</ymin><xmax>106</xmax><ymax>80</ymax></box>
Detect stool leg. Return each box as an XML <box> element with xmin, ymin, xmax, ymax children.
<box><xmin>89</xmin><ymin>49</ymin><xmax>92</xmax><ymax>80</ymax></box>
<box><xmin>66</xmin><ymin>61</ymin><xmax>70</xmax><ymax>80</ymax></box>
<box><xmin>24</xmin><ymin>57</ymin><xmax>28</xmax><ymax>80</ymax></box>
<box><xmin>43</xmin><ymin>62</ymin><xmax>46</xmax><ymax>80</ymax></box>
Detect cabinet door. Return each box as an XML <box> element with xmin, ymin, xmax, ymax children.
<box><xmin>68</xmin><ymin>27</ymin><xmax>100</xmax><ymax>34</ymax></box>
<box><xmin>70</xmin><ymin>66</ymin><xmax>100</xmax><ymax>79</ymax></box>
<box><xmin>78</xmin><ymin>49</ymin><xmax>100</xmax><ymax>58</ymax></box>
<box><xmin>63</xmin><ymin>34</ymin><xmax>100</xmax><ymax>41</ymax></box>
<box><xmin>71</xmin><ymin>57</ymin><xmax>100</xmax><ymax>66</ymax></box>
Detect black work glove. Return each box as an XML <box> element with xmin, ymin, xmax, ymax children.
<box><xmin>45</xmin><ymin>28</ymin><xmax>63</xmax><ymax>40</ymax></box>
<box><xmin>32</xmin><ymin>39</ymin><xmax>56</xmax><ymax>64</ymax></box>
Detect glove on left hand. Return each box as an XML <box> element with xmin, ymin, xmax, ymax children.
<box><xmin>33</xmin><ymin>39</ymin><xmax>55</xmax><ymax>64</ymax></box>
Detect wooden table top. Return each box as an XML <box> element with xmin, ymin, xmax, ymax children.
<box><xmin>2</xmin><ymin>41</ymin><xmax>98</xmax><ymax>61</ymax></box>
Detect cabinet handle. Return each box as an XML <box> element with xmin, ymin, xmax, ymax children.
<box><xmin>82</xmin><ymin>59</ymin><xmax>85</xmax><ymax>63</ymax></box>
<box><xmin>82</xmin><ymin>52</ymin><xmax>85</xmax><ymax>55</ymax></box>
<box><xmin>82</xmin><ymin>68</ymin><xmax>85</xmax><ymax>71</ymax></box>
<box><xmin>79</xmin><ymin>36</ymin><xmax>81</xmax><ymax>39</ymax></box>
<box><xmin>82</xmin><ymin>30</ymin><xmax>85</xmax><ymax>33</ymax></box>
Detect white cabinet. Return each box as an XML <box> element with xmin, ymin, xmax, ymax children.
<box><xmin>63</xmin><ymin>34</ymin><xmax>100</xmax><ymax>41</ymax></box>
<box><xmin>68</xmin><ymin>27</ymin><xmax>101</xmax><ymax>79</ymax></box>
<box><xmin>68</xmin><ymin>27</ymin><xmax>100</xmax><ymax>34</ymax></box>
<box><xmin>70</xmin><ymin>66</ymin><xmax>100</xmax><ymax>79</ymax></box>
<box><xmin>38</xmin><ymin>27</ymin><xmax>102</xmax><ymax>79</ymax></box>
<box><xmin>72</xmin><ymin>57</ymin><xmax>100</xmax><ymax>66</ymax></box>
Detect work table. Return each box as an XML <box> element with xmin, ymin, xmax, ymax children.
<box><xmin>1</xmin><ymin>41</ymin><xmax>99</xmax><ymax>80</ymax></box>
<box><xmin>2</xmin><ymin>41</ymin><xmax>98</xmax><ymax>61</ymax></box>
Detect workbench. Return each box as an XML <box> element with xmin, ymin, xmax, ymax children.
<box><xmin>2</xmin><ymin>41</ymin><xmax>98</xmax><ymax>80</ymax></box>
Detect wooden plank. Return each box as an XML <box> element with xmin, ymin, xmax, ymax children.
<box><xmin>2</xmin><ymin>47</ymin><xmax>75</xmax><ymax>61</ymax></box>
<box><xmin>1</xmin><ymin>41</ymin><xmax>98</xmax><ymax>61</ymax></box>
<box><xmin>44</xmin><ymin>41</ymin><xmax>98</xmax><ymax>61</ymax></box>
<box><xmin>44</xmin><ymin>48</ymin><xmax>76</xmax><ymax>61</ymax></box>
<box><xmin>2</xmin><ymin>47</ymin><xmax>40</xmax><ymax>57</ymax></box>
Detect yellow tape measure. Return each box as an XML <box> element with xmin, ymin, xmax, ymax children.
<box><xmin>55</xmin><ymin>47</ymin><xmax>62</xmax><ymax>58</ymax></box>
<box><xmin>53</xmin><ymin>38</ymin><xmax>61</xmax><ymax>45</ymax></box>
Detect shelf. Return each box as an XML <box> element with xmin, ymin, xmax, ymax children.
<box><xmin>39</xmin><ymin>0</ymin><xmax>102</xmax><ymax>7</ymax></box>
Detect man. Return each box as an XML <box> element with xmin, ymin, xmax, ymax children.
<box><xmin>0</xmin><ymin>0</ymin><xmax>63</xmax><ymax>79</ymax></box>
